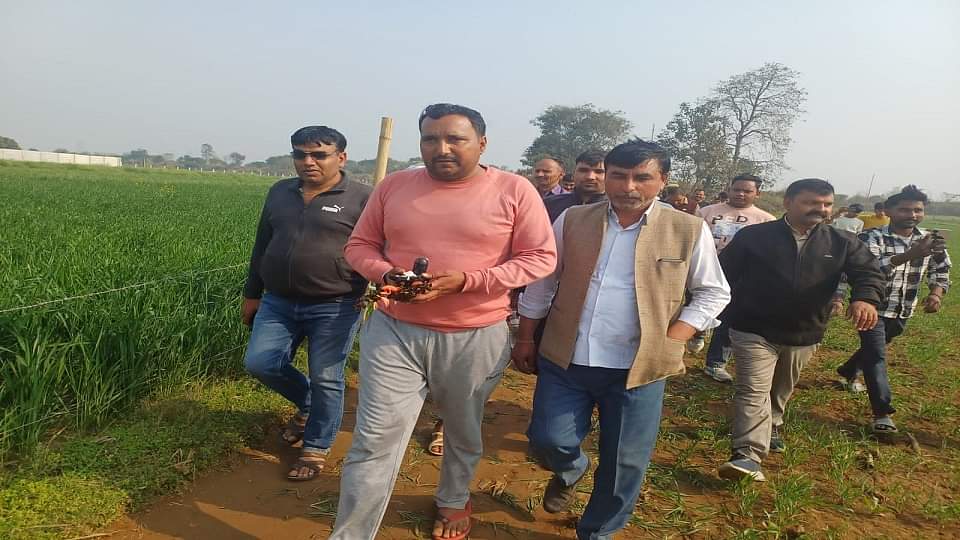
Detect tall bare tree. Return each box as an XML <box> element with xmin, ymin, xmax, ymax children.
<box><xmin>656</xmin><ymin>101</ymin><xmax>732</xmax><ymax>194</ymax></box>
<box><xmin>712</xmin><ymin>62</ymin><xmax>807</xmax><ymax>177</ymax></box>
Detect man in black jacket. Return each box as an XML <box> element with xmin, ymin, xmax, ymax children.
<box><xmin>543</xmin><ymin>150</ymin><xmax>607</xmax><ymax>222</ymax></box>
<box><xmin>242</xmin><ymin>126</ymin><xmax>372</xmax><ymax>481</ymax></box>
<box><xmin>717</xmin><ymin>178</ymin><xmax>884</xmax><ymax>482</ymax></box>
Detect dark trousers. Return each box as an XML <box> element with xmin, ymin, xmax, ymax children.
<box><xmin>527</xmin><ymin>358</ymin><xmax>665</xmax><ymax>540</ymax></box>
<box><xmin>837</xmin><ymin>316</ymin><xmax>907</xmax><ymax>417</ymax></box>
<box><xmin>705</xmin><ymin>322</ymin><xmax>730</xmax><ymax>368</ymax></box>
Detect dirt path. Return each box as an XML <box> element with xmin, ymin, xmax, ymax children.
<box><xmin>107</xmin><ymin>371</ymin><xmax>576</xmax><ymax>539</ymax></box>
<box><xmin>104</xmin><ymin>360</ymin><xmax>959</xmax><ymax>539</ymax></box>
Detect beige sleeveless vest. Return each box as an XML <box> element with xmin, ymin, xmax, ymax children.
<box><xmin>539</xmin><ymin>202</ymin><xmax>703</xmax><ymax>389</ymax></box>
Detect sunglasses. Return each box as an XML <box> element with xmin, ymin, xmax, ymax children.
<box><xmin>291</xmin><ymin>149</ymin><xmax>340</xmax><ymax>161</ymax></box>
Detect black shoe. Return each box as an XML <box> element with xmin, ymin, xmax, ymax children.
<box><xmin>770</xmin><ymin>426</ymin><xmax>785</xmax><ymax>453</ymax></box>
<box><xmin>542</xmin><ymin>461</ymin><xmax>588</xmax><ymax>514</ymax></box>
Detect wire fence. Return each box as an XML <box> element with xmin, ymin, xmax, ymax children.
<box><xmin>0</xmin><ymin>263</ymin><xmax>255</xmax><ymax>439</ymax></box>
<box><xmin>123</xmin><ymin>162</ymin><xmax>293</xmax><ymax>177</ymax></box>
<box><xmin>0</xmin><ymin>262</ymin><xmax>247</xmax><ymax>315</ymax></box>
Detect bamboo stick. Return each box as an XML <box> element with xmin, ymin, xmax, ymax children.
<box><xmin>373</xmin><ymin>117</ymin><xmax>394</xmax><ymax>185</ymax></box>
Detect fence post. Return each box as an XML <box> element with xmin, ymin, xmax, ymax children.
<box><xmin>373</xmin><ymin>116</ymin><xmax>394</xmax><ymax>185</ymax></box>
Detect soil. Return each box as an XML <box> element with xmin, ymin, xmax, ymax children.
<box><xmin>107</xmin><ymin>371</ymin><xmax>575</xmax><ymax>539</ymax></box>
<box><xmin>105</xmin><ymin>360</ymin><xmax>959</xmax><ymax>539</ymax></box>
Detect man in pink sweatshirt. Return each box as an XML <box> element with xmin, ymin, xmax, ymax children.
<box><xmin>330</xmin><ymin>103</ymin><xmax>557</xmax><ymax>540</ymax></box>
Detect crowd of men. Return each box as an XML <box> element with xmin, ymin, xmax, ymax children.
<box><xmin>240</xmin><ymin>103</ymin><xmax>951</xmax><ymax>540</ymax></box>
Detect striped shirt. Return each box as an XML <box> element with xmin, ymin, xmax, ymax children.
<box><xmin>860</xmin><ymin>226</ymin><xmax>952</xmax><ymax>319</ymax></box>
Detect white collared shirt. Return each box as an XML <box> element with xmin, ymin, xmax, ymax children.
<box><xmin>519</xmin><ymin>203</ymin><xmax>731</xmax><ymax>369</ymax></box>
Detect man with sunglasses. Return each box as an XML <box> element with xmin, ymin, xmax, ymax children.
<box><xmin>242</xmin><ymin>126</ymin><xmax>371</xmax><ymax>482</ymax></box>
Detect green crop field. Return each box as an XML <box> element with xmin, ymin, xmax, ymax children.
<box><xmin>1</xmin><ymin>162</ymin><xmax>958</xmax><ymax>539</ymax></box>
<box><xmin>0</xmin><ymin>161</ymin><xmax>279</xmax><ymax>458</ymax></box>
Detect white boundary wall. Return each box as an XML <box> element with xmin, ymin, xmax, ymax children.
<box><xmin>0</xmin><ymin>149</ymin><xmax>121</xmax><ymax>167</ymax></box>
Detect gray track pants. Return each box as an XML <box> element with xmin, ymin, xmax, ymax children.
<box><xmin>729</xmin><ymin>329</ymin><xmax>818</xmax><ymax>463</ymax></box>
<box><xmin>330</xmin><ymin>310</ymin><xmax>511</xmax><ymax>540</ymax></box>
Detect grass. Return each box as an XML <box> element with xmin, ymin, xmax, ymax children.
<box><xmin>0</xmin><ymin>161</ymin><xmax>279</xmax><ymax>458</ymax></box>
<box><xmin>623</xmin><ymin>215</ymin><xmax>960</xmax><ymax>538</ymax></box>
<box><xmin>396</xmin><ymin>509</ymin><xmax>432</xmax><ymax>539</ymax></box>
<box><xmin>2</xmin><ymin>162</ymin><xmax>958</xmax><ymax>538</ymax></box>
<box><xmin>0</xmin><ymin>162</ymin><xmax>372</xmax><ymax>539</ymax></box>
<box><xmin>0</xmin><ymin>377</ymin><xmax>291</xmax><ymax>539</ymax></box>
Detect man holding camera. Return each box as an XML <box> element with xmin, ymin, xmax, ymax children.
<box><xmin>331</xmin><ymin>103</ymin><xmax>556</xmax><ymax>540</ymax></box>
<box><xmin>836</xmin><ymin>185</ymin><xmax>951</xmax><ymax>434</ymax></box>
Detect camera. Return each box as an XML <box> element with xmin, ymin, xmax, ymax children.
<box><xmin>390</xmin><ymin>257</ymin><xmax>430</xmax><ymax>285</ymax></box>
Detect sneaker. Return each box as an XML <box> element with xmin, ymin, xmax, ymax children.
<box><xmin>686</xmin><ymin>336</ymin><xmax>706</xmax><ymax>353</ymax></box>
<box><xmin>718</xmin><ymin>455</ymin><xmax>766</xmax><ymax>482</ymax></box>
<box><xmin>838</xmin><ymin>376</ymin><xmax>866</xmax><ymax>393</ymax></box>
<box><xmin>769</xmin><ymin>426</ymin><xmax>785</xmax><ymax>453</ymax></box>
<box><xmin>542</xmin><ymin>462</ymin><xmax>588</xmax><ymax>513</ymax></box>
<box><xmin>704</xmin><ymin>365</ymin><xmax>734</xmax><ymax>383</ymax></box>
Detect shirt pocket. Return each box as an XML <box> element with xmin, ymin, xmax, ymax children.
<box><xmin>655</xmin><ymin>257</ymin><xmax>689</xmax><ymax>297</ymax></box>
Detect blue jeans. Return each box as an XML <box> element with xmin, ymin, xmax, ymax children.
<box><xmin>705</xmin><ymin>322</ymin><xmax>730</xmax><ymax>368</ymax></box>
<box><xmin>244</xmin><ymin>293</ymin><xmax>360</xmax><ymax>450</ymax></box>
<box><xmin>836</xmin><ymin>316</ymin><xmax>905</xmax><ymax>417</ymax></box>
<box><xmin>527</xmin><ymin>357</ymin><xmax>666</xmax><ymax>540</ymax></box>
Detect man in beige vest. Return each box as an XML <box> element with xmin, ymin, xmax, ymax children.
<box><xmin>514</xmin><ymin>139</ymin><xmax>730</xmax><ymax>539</ymax></box>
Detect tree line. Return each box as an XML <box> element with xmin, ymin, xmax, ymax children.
<box><xmin>5</xmin><ymin>62</ymin><xmax>805</xmax><ymax>186</ymax></box>
<box><xmin>521</xmin><ymin>62</ymin><xmax>807</xmax><ymax>195</ymax></box>
<box><xmin>122</xmin><ymin>145</ymin><xmax>437</xmax><ymax>181</ymax></box>
<box><xmin>4</xmin><ymin>61</ymin><xmax>957</xmax><ymax>212</ymax></box>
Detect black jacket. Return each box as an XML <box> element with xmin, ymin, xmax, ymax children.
<box><xmin>544</xmin><ymin>191</ymin><xmax>607</xmax><ymax>223</ymax></box>
<box><xmin>243</xmin><ymin>173</ymin><xmax>372</xmax><ymax>302</ymax></box>
<box><xmin>719</xmin><ymin>218</ymin><xmax>884</xmax><ymax>346</ymax></box>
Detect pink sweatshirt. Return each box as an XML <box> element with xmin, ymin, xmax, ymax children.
<box><xmin>345</xmin><ymin>166</ymin><xmax>557</xmax><ymax>332</ymax></box>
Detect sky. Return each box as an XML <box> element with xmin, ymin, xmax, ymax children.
<box><xmin>2</xmin><ymin>0</ymin><xmax>958</xmax><ymax>197</ymax></box>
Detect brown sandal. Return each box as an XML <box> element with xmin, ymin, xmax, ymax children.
<box><xmin>287</xmin><ymin>449</ymin><xmax>326</xmax><ymax>481</ymax></box>
<box><xmin>428</xmin><ymin>422</ymin><xmax>444</xmax><ymax>456</ymax></box>
<box><xmin>281</xmin><ymin>413</ymin><xmax>307</xmax><ymax>445</ymax></box>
